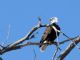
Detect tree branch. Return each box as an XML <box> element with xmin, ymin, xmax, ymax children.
<box><xmin>0</xmin><ymin>36</ymin><xmax>77</xmax><ymax>54</ymax></box>
<box><xmin>8</xmin><ymin>18</ymin><xmax>50</xmax><ymax>48</ymax></box>
<box><xmin>57</xmin><ymin>35</ymin><xmax>80</xmax><ymax>60</ymax></box>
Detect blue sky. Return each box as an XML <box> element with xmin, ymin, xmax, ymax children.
<box><xmin>0</xmin><ymin>0</ymin><xmax>80</xmax><ymax>60</ymax></box>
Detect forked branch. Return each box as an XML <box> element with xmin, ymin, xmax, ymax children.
<box><xmin>57</xmin><ymin>36</ymin><xmax>80</xmax><ymax>60</ymax></box>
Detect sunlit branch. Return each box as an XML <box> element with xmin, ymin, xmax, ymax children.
<box><xmin>57</xmin><ymin>35</ymin><xmax>80</xmax><ymax>60</ymax></box>
<box><xmin>8</xmin><ymin>18</ymin><xmax>50</xmax><ymax>48</ymax></box>
<box><xmin>0</xmin><ymin>36</ymin><xmax>78</xmax><ymax>54</ymax></box>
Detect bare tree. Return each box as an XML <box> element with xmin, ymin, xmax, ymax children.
<box><xmin>0</xmin><ymin>18</ymin><xmax>80</xmax><ymax>60</ymax></box>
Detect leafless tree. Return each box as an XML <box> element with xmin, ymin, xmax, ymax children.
<box><xmin>0</xmin><ymin>18</ymin><xmax>80</xmax><ymax>60</ymax></box>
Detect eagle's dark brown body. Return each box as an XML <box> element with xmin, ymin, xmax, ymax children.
<box><xmin>39</xmin><ymin>23</ymin><xmax>60</xmax><ymax>51</ymax></box>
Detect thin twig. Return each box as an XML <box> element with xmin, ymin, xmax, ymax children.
<box><xmin>32</xmin><ymin>48</ymin><xmax>37</xmax><ymax>60</ymax></box>
<box><xmin>52</xmin><ymin>46</ymin><xmax>59</xmax><ymax>60</ymax></box>
<box><xmin>6</xmin><ymin>24</ymin><xmax>11</xmax><ymax>40</ymax></box>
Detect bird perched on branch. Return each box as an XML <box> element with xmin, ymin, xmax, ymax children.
<box><xmin>39</xmin><ymin>17</ymin><xmax>61</xmax><ymax>52</ymax></box>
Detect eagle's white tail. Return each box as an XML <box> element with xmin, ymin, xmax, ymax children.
<box><xmin>40</xmin><ymin>41</ymin><xmax>47</xmax><ymax>52</ymax></box>
<box><xmin>40</xmin><ymin>45</ymin><xmax>47</xmax><ymax>52</ymax></box>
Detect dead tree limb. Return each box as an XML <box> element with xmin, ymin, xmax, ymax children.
<box><xmin>0</xmin><ymin>18</ymin><xmax>55</xmax><ymax>54</ymax></box>
<box><xmin>8</xmin><ymin>18</ymin><xmax>50</xmax><ymax>48</ymax></box>
<box><xmin>57</xmin><ymin>35</ymin><xmax>80</xmax><ymax>60</ymax></box>
<box><xmin>0</xmin><ymin>36</ymin><xmax>77</xmax><ymax>55</ymax></box>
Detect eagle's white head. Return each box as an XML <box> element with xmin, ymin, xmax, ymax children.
<box><xmin>49</xmin><ymin>17</ymin><xmax>58</xmax><ymax>24</ymax></box>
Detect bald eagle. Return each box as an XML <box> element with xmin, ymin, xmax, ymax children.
<box><xmin>39</xmin><ymin>17</ymin><xmax>60</xmax><ymax>51</ymax></box>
